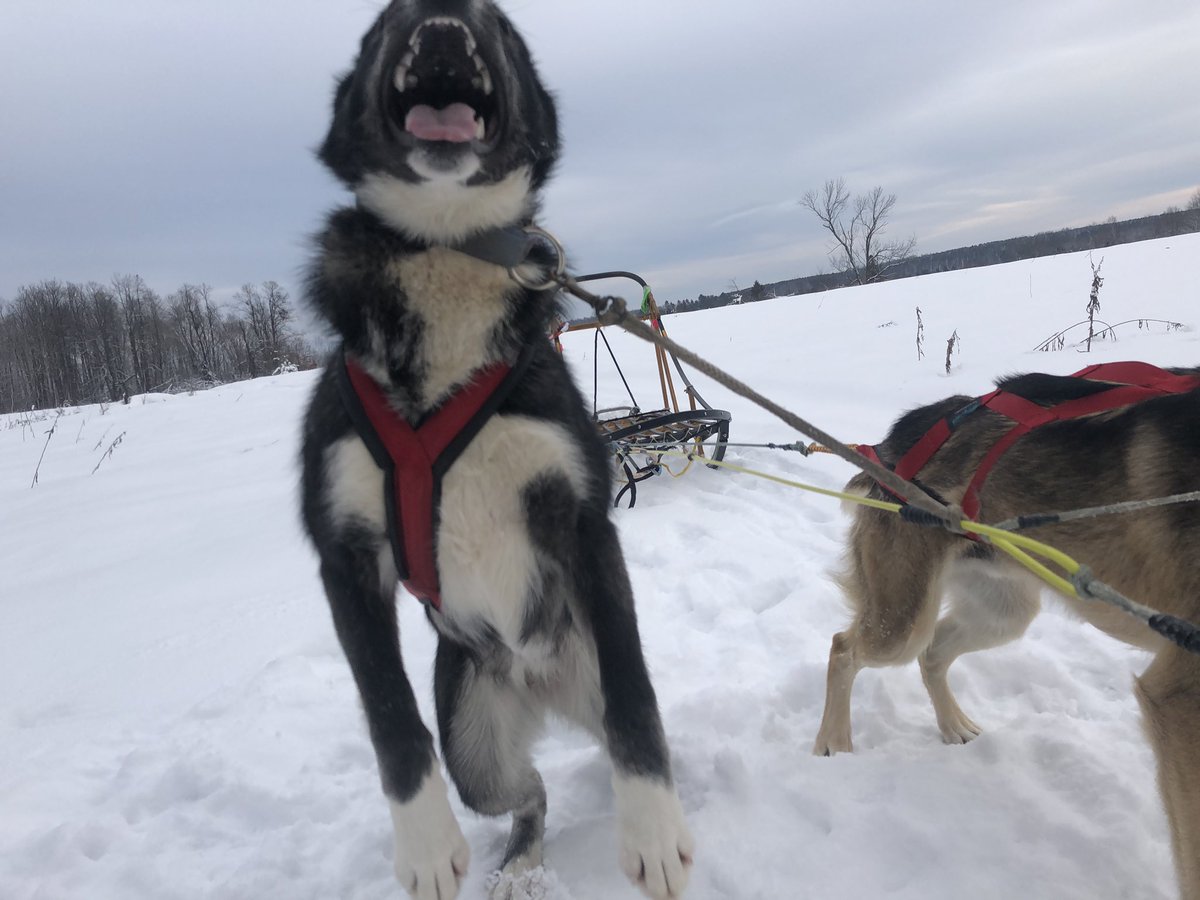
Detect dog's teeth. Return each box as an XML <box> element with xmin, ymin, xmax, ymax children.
<box><xmin>393</xmin><ymin>59</ymin><xmax>420</xmax><ymax>93</ymax></box>
<box><xmin>411</xmin><ymin>16</ymin><xmax>476</xmax><ymax>54</ymax></box>
<box><xmin>471</xmin><ymin>55</ymin><xmax>494</xmax><ymax>96</ymax></box>
<box><xmin>475</xmin><ymin>116</ymin><xmax>486</xmax><ymax>140</ymax></box>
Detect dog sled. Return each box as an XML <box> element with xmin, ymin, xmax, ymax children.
<box><xmin>553</xmin><ymin>272</ymin><xmax>731</xmax><ymax>507</ymax></box>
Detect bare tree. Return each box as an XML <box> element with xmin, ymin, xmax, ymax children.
<box><xmin>0</xmin><ymin>273</ymin><xmax>319</xmax><ymax>414</ymax></box>
<box><xmin>1182</xmin><ymin>188</ymin><xmax>1200</xmax><ymax>230</ymax></box>
<box><xmin>112</xmin><ymin>274</ymin><xmax>165</xmax><ymax>394</ymax></box>
<box><xmin>169</xmin><ymin>283</ymin><xmax>221</xmax><ymax>384</ymax></box>
<box><xmin>262</xmin><ymin>280</ymin><xmax>293</xmax><ymax>364</ymax></box>
<box><xmin>800</xmin><ymin>178</ymin><xmax>916</xmax><ymax>285</ymax></box>
<box><xmin>82</xmin><ymin>282</ymin><xmax>125</xmax><ymax>402</ymax></box>
<box><xmin>234</xmin><ymin>283</ymin><xmax>269</xmax><ymax>377</ymax></box>
<box><xmin>234</xmin><ymin>280</ymin><xmax>300</xmax><ymax>376</ymax></box>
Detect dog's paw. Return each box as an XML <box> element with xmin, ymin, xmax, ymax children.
<box><xmin>389</xmin><ymin>767</ymin><xmax>471</xmax><ymax>900</ymax></box>
<box><xmin>812</xmin><ymin>726</ymin><xmax>853</xmax><ymax>756</ymax></box>
<box><xmin>613</xmin><ymin>775</ymin><xmax>694</xmax><ymax>899</ymax></box>
<box><xmin>937</xmin><ymin>710</ymin><xmax>982</xmax><ymax>745</ymax></box>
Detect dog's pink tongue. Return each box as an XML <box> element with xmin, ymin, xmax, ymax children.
<box><xmin>404</xmin><ymin>103</ymin><xmax>478</xmax><ymax>142</ymax></box>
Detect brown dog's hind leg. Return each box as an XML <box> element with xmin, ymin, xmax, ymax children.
<box><xmin>919</xmin><ymin>558</ymin><xmax>1041</xmax><ymax>744</ymax></box>
<box><xmin>813</xmin><ymin>518</ymin><xmax>948</xmax><ymax>756</ymax></box>
<box><xmin>1137</xmin><ymin>645</ymin><xmax>1200</xmax><ymax>900</ymax></box>
<box><xmin>813</xmin><ymin>629</ymin><xmax>862</xmax><ymax>755</ymax></box>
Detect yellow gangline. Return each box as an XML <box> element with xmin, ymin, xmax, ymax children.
<box><xmin>658</xmin><ymin>448</ymin><xmax>1083</xmax><ymax>599</ymax></box>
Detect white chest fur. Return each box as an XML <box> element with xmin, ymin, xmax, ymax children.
<box><xmin>387</xmin><ymin>247</ymin><xmax>518</xmax><ymax>407</ymax></box>
<box><xmin>436</xmin><ymin>413</ymin><xmax>586</xmax><ymax>646</ymax></box>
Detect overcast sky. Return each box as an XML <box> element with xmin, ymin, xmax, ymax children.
<box><xmin>2</xmin><ymin>0</ymin><xmax>1198</xmax><ymax>309</ymax></box>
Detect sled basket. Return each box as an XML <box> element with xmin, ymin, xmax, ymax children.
<box><xmin>552</xmin><ymin>272</ymin><xmax>732</xmax><ymax>507</ymax></box>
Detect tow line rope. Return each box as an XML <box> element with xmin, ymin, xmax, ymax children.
<box><xmin>557</xmin><ymin>274</ymin><xmax>958</xmax><ymax>523</ymax></box>
<box><xmin>635</xmin><ymin>439</ymin><xmax>1200</xmax><ymax>531</ymax></box>
<box><xmin>660</xmin><ymin>448</ymin><xmax>1200</xmax><ymax>656</ymax></box>
<box><xmin>990</xmin><ymin>491</ymin><xmax>1200</xmax><ymax>532</ymax></box>
<box><xmin>502</xmin><ymin>229</ymin><xmax>1200</xmax><ymax>656</ymax></box>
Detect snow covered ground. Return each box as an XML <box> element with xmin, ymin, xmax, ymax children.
<box><xmin>3</xmin><ymin>234</ymin><xmax>1197</xmax><ymax>899</ymax></box>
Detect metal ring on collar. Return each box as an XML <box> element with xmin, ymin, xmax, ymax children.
<box><xmin>509</xmin><ymin>225</ymin><xmax>567</xmax><ymax>290</ymax></box>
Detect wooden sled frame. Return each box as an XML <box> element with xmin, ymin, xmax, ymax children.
<box><xmin>553</xmin><ymin>271</ymin><xmax>732</xmax><ymax>507</ymax></box>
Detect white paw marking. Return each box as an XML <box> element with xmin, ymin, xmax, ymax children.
<box><xmin>390</xmin><ymin>767</ymin><xmax>471</xmax><ymax>900</ymax></box>
<box><xmin>613</xmin><ymin>775</ymin><xmax>694</xmax><ymax>899</ymax></box>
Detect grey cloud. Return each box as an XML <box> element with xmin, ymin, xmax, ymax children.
<box><xmin>1</xmin><ymin>0</ymin><xmax>1196</xmax><ymax>307</ymax></box>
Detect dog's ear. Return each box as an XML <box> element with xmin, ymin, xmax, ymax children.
<box><xmin>501</xmin><ymin>23</ymin><xmax>560</xmax><ymax>189</ymax></box>
<box><xmin>318</xmin><ymin>66</ymin><xmax>368</xmax><ymax>186</ymax></box>
<box><xmin>526</xmin><ymin>82</ymin><xmax>560</xmax><ymax>190</ymax></box>
<box><xmin>331</xmin><ymin>68</ymin><xmax>356</xmax><ymax>113</ymax></box>
<box><xmin>318</xmin><ymin>18</ymin><xmax>388</xmax><ymax>186</ymax></box>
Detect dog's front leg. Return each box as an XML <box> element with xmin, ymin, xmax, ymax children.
<box><xmin>574</xmin><ymin>511</ymin><xmax>694</xmax><ymax>900</ymax></box>
<box><xmin>319</xmin><ymin>532</ymin><xmax>469</xmax><ymax>900</ymax></box>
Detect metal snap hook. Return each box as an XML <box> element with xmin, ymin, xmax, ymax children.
<box><xmin>509</xmin><ymin>225</ymin><xmax>567</xmax><ymax>290</ymax></box>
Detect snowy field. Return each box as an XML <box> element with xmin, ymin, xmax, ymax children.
<box><xmin>3</xmin><ymin>233</ymin><xmax>1198</xmax><ymax>899</ymax></box>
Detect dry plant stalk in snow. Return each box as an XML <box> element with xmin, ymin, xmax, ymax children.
<box><xmin>1085</xmin><ymin>256</ymin><xmax>1104</xmax><ymax>352</ymax></box>
<box><xmin>945</xmin><ymin>330</ymin><xmax>960</xmax><ymax>374</ymax></box>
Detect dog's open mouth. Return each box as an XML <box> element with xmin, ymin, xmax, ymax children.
<box><xmin>391</xmin><ymin>16</ymin><xmax>498</xmax><ymax>148</ymax></box>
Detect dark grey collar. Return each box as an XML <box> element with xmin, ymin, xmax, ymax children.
<box><xmin>451</xmin><ymin>225</ymin><xmax>539</xmax><ymax>269</ymax></box>
<box><xmin>353</xmin><ymin>199</ymin><xmax>538</xmax><ymax>270</ymax></box>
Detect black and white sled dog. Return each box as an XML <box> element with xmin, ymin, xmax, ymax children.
<box><xmin>299</xmin><ymin>2</ymin><xmax>693</xmax><ymax>899</ymax></box>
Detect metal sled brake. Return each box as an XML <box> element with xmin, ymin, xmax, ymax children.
<box><xmin>552</xmin><ymin>272</ymin><xmax>731</xmax><ymax>507</ymax></box>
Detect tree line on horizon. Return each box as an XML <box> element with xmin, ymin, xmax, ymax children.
<box><xmin>5</xmin><ymin>192</ymin><xmax>1197</xmax><ymax>413</ymax></box>
<box><xmin>662</xmin><ymin>193</ymin><xmax>1200</xmax><ymax>316</ymax></box>
<box><xmin>0</xmin><ymin>276</ymin><xmax>321</xmax><ymax>415</ymax></box>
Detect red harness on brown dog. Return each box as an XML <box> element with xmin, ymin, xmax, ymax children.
<box><xmin>858</xmin><ymin>361</ymin><xmax>1200</xmax><ymax>522</ymax></box>
<box><xmin>335</xmin><ymin>346</ymin><xmax>535</xmax><ymax>609</ymax></box>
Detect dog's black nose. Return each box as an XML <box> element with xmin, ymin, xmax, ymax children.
<box><xmin>409</xmin><ymin>0</ymin><xmax>476</xmax><ymax>19</ymax></box>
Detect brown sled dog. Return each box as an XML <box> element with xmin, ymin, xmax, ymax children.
<box><xmin>812</xmin><ymin>362</ymin><xmax>1200</xmax><ymax>898</ymax></box>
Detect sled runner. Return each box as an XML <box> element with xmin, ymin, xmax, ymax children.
<box><xmin>554</xmin><ymin>271</ymin><xmax>731</xmax><ymax>507</ymax></box>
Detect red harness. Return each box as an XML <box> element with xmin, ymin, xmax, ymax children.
<box><xmin>859</xmin><ymin>361</ymin><xmax>1200</xmax><ymax>522</ymax></box>
<box><xmin>336</xmin><ymin>346</ymin><xmax>534</xmax><ymax>609</ymax></box>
